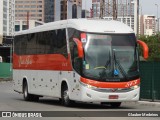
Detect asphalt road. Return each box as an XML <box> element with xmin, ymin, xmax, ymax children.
<box><xmin>0</xmin><ymin>81</ymin><xmax>160</xmax><ymax>120</ymax></box>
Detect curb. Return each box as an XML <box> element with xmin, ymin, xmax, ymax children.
<box><xmin>138</xmin><ymin>101</ymin><xmax>160</xmax><ymax>107</ymax></box>
<box><xmin>0</xmin><ymin>78</ymin><xmax>12</xmax><ymax>82</ymax></box>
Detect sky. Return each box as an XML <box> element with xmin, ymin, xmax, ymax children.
<box><xmin>140</xmin><ymin>0</ymin><xmax>160</xmax><ymax>17</ymax></box>
<box><xmin>82</xmin><ymin>0</ymin><xmax>160</xmax><ymax>18</ymax></box>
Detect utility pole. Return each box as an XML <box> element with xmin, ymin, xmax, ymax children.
<box><xmin>113</xmin><ymin>0</ymin><xmax>117</xmax><ymax>20</ymax></box>
<box><xmin>137</xmin><ymin>0</ymin><xmax>139</xmax><ymax>36</ymax></box>
<box><xmin>100</xmin><ymin>0</ymin><xmax>105</xmax><ymax>19</ymax></box>
<box><xmin>27</xmin><ymin>11</ymin><xmax>29</xmax><ymax>29</ymax></box>
<box><xmin>63</xmin><ymin>0</ymin><xmax>67</xmax><ymax>19</ymax></box>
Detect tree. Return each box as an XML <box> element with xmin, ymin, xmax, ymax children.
<box><xmin>139</xmin><ymin>34</ymin><xmax>160</xmax><ymax>61</ymax></box>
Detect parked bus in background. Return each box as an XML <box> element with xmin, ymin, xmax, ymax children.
<box><xmin>13</xmin><ymin>19</ymin><xmax>148</xmax><ymax>107</ymax></box>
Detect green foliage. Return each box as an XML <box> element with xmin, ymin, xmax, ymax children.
<box><xmin>138</xmin><ymin>34</ymin><xmax>160</xmax><ymax>61</ymax></box>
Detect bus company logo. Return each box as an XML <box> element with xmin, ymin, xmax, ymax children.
<box><xmin>19</xmin><ymin>56</ymin><xmax>32</xmax><ymax>67</ymax></box>
<box><xmin>111</xmin><ymin>88</ymin><xmax>118</xmax><ymax>92</ymax></box>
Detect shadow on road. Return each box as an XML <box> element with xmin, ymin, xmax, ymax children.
<box><xmin>15</xmin><ymin>97</ymin><xmax>133</xmax><ymax>110</ymax></box>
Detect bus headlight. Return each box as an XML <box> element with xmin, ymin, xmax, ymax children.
<box><xmin>80</xmin><ymin>81</ymin><xmax>97</xmax><ymax>89</ymax></box>
<box><xmin>130</xmin><ymin>84</ymin><xmax>140</xmax><ymax>90</ymax></box>
<box><xmin>87</xmin><ymin>84</ymin><xmax>97</xmax><ymax>89</ymax></box>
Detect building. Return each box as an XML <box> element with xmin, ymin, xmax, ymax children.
<box><xmin>92</xmin><ymin>0</ymin><xmax>138</xmax><ymax>34</ymax></box>
<box><xmin>15</xmin><ymin>0</ymin><xmax>44</xmax><ymax>22</ymax></box>
<box><xmin>15</xmin><ymin>0</ymin><xmax>82</xmax><ymax>23</ymax></box>
<box><xmin>92</xmin><ymin>0</ymin><xmax>100</xmax><ymax>18</ymax></box>
<box><xmin>15</xmin><ymin>0</ymin><xmax>55</xmax><ymax>23</ymax></box>
<box><xmin>0</xmin><ymin>0</ymin><xmax>15</xmax><ymax>44</ymax></box>
<box><xmin>55</xmin><ymin>0</ymin><xmax>82</xmax><ymax>21</ymax></box>
<box><xmin>104</xmin><ymin>16</ymin><xmax>134</xmax><ymax>30</ymax></box>
<box><xmin>15</xmin><ymin>20</ymin><xmax>44</xmax><ymax>32</ymax></box>
<box><xmin>105</xmin><ymin>0</ymin><xmax>134</xmax><ymax>17</ymax></box>
<box><xmin>44</xmin><ymin>0</ymin><xmax>54</xmax><ymax>23</ymax></box>
<box><xmin>82</xmin><ymin>10</ymin><xmax>91</xmax><ymax>18</ymax></box>
<box><xmin>139</xmin><ymin>15</ymin><xmax>156</xmax><ymax>36</ymax></box>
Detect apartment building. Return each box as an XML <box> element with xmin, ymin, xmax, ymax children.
<box><xmin>139</xmin><ymin>15</ymin><xmax>156</xmax><ymax>36</ymax></box>
<box><xmin>15</xmin><ymin>0</ymin><xmax>44</xmax><ymax>22</ymax></box>
<box><xmin>55</xmin><ymin>0</ymin><xmax>82</xmax><ymax>21</ymax></box>
<box><xmin>0</xmin><ymin>0</ymin><xmax>15</xmax><ymax>44</ymax></box>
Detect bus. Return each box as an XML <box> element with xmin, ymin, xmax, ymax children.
<box><xmin>13</xmin><ymin>19</ymin><xmax>148</xmax><ymax>107</ymax></box>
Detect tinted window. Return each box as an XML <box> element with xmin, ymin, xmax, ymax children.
<box><xmin>14</xmin><ymin>29</ymin><xmax>68</xmax><ymax>57</ymax></box>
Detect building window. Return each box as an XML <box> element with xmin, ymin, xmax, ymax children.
<box><xmin>15</xmin><ymin>25</ymin><xmax>20</xmax><ymax>31</ymax></box>
<box><xmin>22</xmin><ymin>25</ymin><xmax>27</xmax><ymax>30</ymax></box>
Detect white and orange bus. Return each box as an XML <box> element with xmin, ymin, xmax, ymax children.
<box><xmin>13</xmin><ymin>19</ymin><xmax>148</xmax><ymax>107</ymax></box>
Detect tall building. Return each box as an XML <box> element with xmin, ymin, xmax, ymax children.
<box><xmin>92</xmin><ymin>0</ymin><xmax>100</xmax><ymax>18</ymax></box>
<box><xmin>55</xmin><ymin>0</ymin><xmax>82</xmax><ymax>21</ymax></box>
<box><xmin>0</xmin><ymin>0</ymin><xmax>15</xmax><ymax>44</ymax></box>
<box><xmin>44</xmin><ymin>0</ymin><xmax>54</xmax><ymax>23</ymax></box>
<box><xmin>15</xmin><ymin>0</ymin><xmax>45</xmax><ymax>22</ymax></box>
<box><xmin>15</xmin><ymin>0</ymin><xmax>46</xmax><ymax>31</ymax></box>
<box><xmin>7</xmin><ymin>0</ymin><xmax>15</xmax><ymax>36</ymax></box>
<box><xmin>92</xmin><ymin>0</ymin><xmax>138</xmax><ymax>34</ymax></box>
<box><xmin>105</xmin><ymin>0</ymin><xmax>134</xmax><ymax>17</ymax></box>
<box><xmin>15</xmin><ymin>0</ymin><xmax>82</xmax><ymax>23</ymax></box>
<box><xmin>139</xmin><ymin>15</ymin><xmax>156</xmax><ymax>36</ymax></box>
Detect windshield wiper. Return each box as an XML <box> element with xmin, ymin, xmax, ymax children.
<box><xmin>113</xmin><ymin>49</ymin><xmax>129</xmax><ymax>80</ymax></box>
<box><xmin>99</xmin><ymin>51</ymin><xmax>112</xmax><ymax>80</ymax></box>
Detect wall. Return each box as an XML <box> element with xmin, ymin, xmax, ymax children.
<box><xmin>140</xmin><ymin>61</ymin><xmax>160</xmax><ymax>101</ymax></box>
<box><xmin>0</xmin><ymin>63</ymin><xmax>12</xmax><ymax>78</ymax></box>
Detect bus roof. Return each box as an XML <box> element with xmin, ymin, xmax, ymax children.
<box><xmin>15</xmin><ymin>19</ymin><xmax>134</xmax><ymax>36</ymax></box>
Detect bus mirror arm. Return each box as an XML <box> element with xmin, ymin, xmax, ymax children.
<box><xmin>73</xmin><ymin>38</ymin><xmax>84</xmax><ymax>58</ymax></box>
<box><xmin>137</xmin><ymin>40</ymin><xmax>149</xmax><ymax>59</ymax></box>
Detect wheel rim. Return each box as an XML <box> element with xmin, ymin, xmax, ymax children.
<box><xmin>24</xmin><ymin>85</ymin><xmax>28</xmax><ymax>98</ymax></box>
<box><xmin>63</xmin><ymin>90</ymin><xmax>69</xmax><ymax>103</ymax></box>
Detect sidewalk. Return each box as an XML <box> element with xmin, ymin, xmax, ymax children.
<box><xmin>0</xmin><ymin>78</ymin><xmax>12</xmax><ymax>82</ymax></box>
<box><xmin>138</xmin><ymin>101</ymin><xmax>160</xmax><ymax>107</ymax></box>
<box><xmin>123</xmin><ymin>101</ymin><xmax>160</xmax><ymax>107</ymax></box>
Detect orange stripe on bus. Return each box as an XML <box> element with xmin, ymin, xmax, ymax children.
<box><xmin>13</xmin><ymin>53</ymin><xmax>73</xmax><ymax>71</ymax></box>
<box><xmin>80</xmin><ymin>77</ymin><xmax>140</xmax><ymax>88</ymax></box>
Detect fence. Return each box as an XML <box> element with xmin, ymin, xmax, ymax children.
<box><xmin>0</xmin><ymin>63</ymin><xmax>12</xmax><ymax>78</ymax></box>
<box><xmin>140</xmin><ymin>61</ymin><xmax>160</xmax><ymax>101</ymax></box>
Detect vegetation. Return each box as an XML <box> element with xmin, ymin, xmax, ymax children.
<box><xmin>138</xmin><ymin>34</ymin><xmax>160</xmax><ymax>61</ymax></box>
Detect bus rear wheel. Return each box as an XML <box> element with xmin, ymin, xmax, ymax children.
<box><xmin>23</xmin><ymin>82</ymin><xmax>39</xmax><ymax>101</ymax></box>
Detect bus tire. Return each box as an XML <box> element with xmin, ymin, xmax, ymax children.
<box><xmin>110</xmin><ymin>102</ymin><xmax>121</xmax><ymax>108</ymax></box>
<box><xmin>61</xmin><ymin>84</ymin><xmax>74</xmax><ymax>106</ymax></box>
<box><xmin>23</xmin><ymin>81</ymin><xmax>32</xmax><ymax>101</ymax></box>
<box><xmin>23</xmin><ymin>81</ymin><xmax>39</xmax><ymax>101</ymax></box>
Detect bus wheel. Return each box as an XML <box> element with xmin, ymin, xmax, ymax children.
<box><xmin>110</xmin><ymin>102</ymin><xmax>121</xmax><ymax>108</ymax></box>
<box><xmin>23</xmin><ymin>82</ymin><xmax>39</xmax><ymax>101</ymax></box>
<box><xmin>61</xmin><ymin>84</ymin><xmax>73</xmax><ymax>106</ymax></box>
<box><xmin>23</xmin><ymin>82</ymin><xmax>32</xmax><ymax>101</ymax></box>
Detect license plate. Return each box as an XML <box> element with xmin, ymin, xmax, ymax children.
<box><xmin>109</xmin><ymin>95</ymin><xmax>119</xmax><ymax>99</ymax></box>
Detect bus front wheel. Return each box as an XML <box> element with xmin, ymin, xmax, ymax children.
<box><xmin>23</xmin><ymin>81</ymin><xmax>39</xmax><ymax>101</ymax></box>
<box><xmin>61</xmin><ymin>84</ymin><xmax>74</xmax><ymax>106</ymax></box>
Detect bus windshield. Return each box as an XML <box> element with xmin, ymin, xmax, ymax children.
<box><xmin>82</xmin><ymin>33</ymin><xmax>139</xmax><ymax>82</ymax></box>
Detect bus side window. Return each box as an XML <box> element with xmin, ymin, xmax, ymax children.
<box><xmin>55</xmin><ymin>29</ymin><xmax>68</xmax><ymax>58</ymax></box>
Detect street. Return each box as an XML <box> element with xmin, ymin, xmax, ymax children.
<box><xmin>0</xmin><ymin>80</ymin><xmax>159</xmax><ymax>120</ymax></box>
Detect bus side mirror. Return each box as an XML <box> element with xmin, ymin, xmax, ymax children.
<box><xmin>73</xmin><ymin>38</ymin><xmax>84</xmax><ymax>58</ymax></box>
<box><xmin>137</xmin><ymin>40</ymin><xmax>149</xmax><ymax>59</ymax></box>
